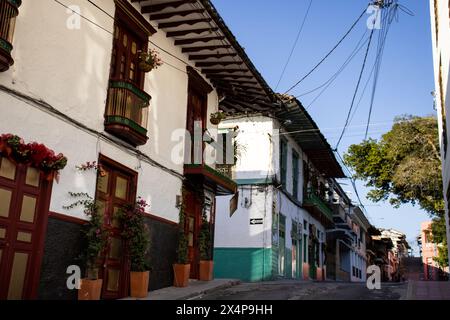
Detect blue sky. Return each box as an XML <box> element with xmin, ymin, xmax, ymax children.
<box><xmin>212</xmin><ymin>0</ymin><xmax>435</xmax><ymax>255</ymax></box>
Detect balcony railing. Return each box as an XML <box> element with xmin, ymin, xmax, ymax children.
<box><xmin>104</xmin><ymin>80</ymin><xmax>150</xmax><ymax>146</ymax></box>
<box><xmin>303</xmin><ymin>187</ymin><xmax>334</xmax><ymax>223</ymax></box>
<box><xmin>0</xmin><ymin>0</ymin><xmax>21</xmax><ymax>72</ymax></box>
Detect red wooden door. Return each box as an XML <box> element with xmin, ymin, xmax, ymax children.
<box><xmin>110</xmin><ymin>21</ymin><xmax>146</xmax><ymax>89</ymax></box>
<box><xmin>186</xmin><ymin>87</ymin><xmax>207</xmax><ymax>165</ymax></box>
<box><xmin>0</xmin><ymin>157</ymin><xmax>52</xmax><ymax>300</ymax></box>
<box><xmin>184</xmin><ymin>188</ymin><xmax>201</xmax><ymax>279</ymax></box>
<box><xmin>95</xmin><ymin>157</ymin><xmax>136</xmax><ymax>300</ymax></box>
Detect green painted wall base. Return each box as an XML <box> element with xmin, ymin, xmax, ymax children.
<box><xmin>214</xmin><ymin>248</ymin><xmax>273</xmax><ymax>282</ymax></box>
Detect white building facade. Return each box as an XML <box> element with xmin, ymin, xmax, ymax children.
<box><xmin>0</xmin><ymin>0</ymin><xmax>278</xmax><ymax>299</ymax></box>
<box><xmin>214</xmin><ymin>99</ymin><xmax>346</xmax><ymax>282</ymax></box>
<box><xmin>430</xmin><ymin>0</ymin><xmax>450</xmax><ymax>268</ymax></box>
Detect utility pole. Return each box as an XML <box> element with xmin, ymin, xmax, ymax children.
<box><xmin>372</xmin><ymin>0</ymin><xmax>395</xmax><ymax>9</ymax></box>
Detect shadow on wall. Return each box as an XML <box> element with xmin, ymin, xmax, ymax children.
<box><xmin>423</xmin><ymin>263</ymin><xmax>449</xmax><ymax>281</ymax></box>
<box><xmin>144</xmin><ymin>216</ymin><xmax>178</xmax><ymax>290</ymax></box>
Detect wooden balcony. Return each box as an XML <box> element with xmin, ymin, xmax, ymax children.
<box><xmin>303</xmin><ymin>187</ymin><xmax>334</xmax><ymax>226</ymax></box>
<box><xmin>0</xmin><ymin>0</ymin><xmax>21</xmax><ymax>72</ymax></box>
<box><xmin>104</xmin><ymin>80</ymin><xmax>150</xmax><ymax>146</ymax></box>
<box><xmin>184</xmin><ymin>163</ymin><xmax>237</xmax><ymax>196</ymax></box>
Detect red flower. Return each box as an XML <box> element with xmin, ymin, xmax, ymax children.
<box><xmin>29</xmin><ymin>143</ymin><xmax>50</xmax><ymax>166</ymax></box>
<box><xmin>0</xmin><ymin>134</ymin><xmax>66</xmax><ymax>182</ymax></box>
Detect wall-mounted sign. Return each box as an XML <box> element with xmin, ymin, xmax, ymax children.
<box><xmin>230</xmin><ymin>192</ymin><xmax>239</xmax><ymax>217</ymax></box>
<box><xmin>250</xmin><ymin>218</ymin><xmax>263</xmax><ymax>225</ymax></box>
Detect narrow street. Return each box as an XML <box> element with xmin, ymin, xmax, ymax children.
<box><xmin>195</xmin><ymin>281</ymin><xmax>408</xmax><ymax>300</ymax></box>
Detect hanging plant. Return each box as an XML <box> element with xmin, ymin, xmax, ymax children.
<box><xmin>137</xmin><ymin>49</ymin><xmax>163</xmax><ymax>73</ymax></box>
<box><xmin>0</xmin><ymin>133</ymin><xmax>67</xmax><ymax>181</ymax></box>
<box><xmin>210</xmin><ymin>111</ymin><xmax>226</xmax><ymax>125</ymax></box>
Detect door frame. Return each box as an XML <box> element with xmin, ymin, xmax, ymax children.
<box><xmin>0</xmin><ymin>158</ymin><xmax>53</xmax><ymax>300</ymax></box>
<box><xmin>96</xmin><ymin>154</ymin><xmax>137</xmax><ymax>299</ymax></box>
<box><xmin>183</xmin><ymin>185</ymin><xmax>203</xmax><ymax>279</ymax></box>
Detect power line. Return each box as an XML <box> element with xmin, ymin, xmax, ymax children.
<box><xmin>348</xmin><ymin>4</ymin><xmax>396</xmax><ymax>128</ymax></box>
<box><xmin>295</xmin><ymin>29</ymin><xmax>368</xmax><ymax>99</ymax></box>
<box><xmin>364</xmin><ymin>4</ymin><xmax>397</xmax><ymax>139</ymax></box>
<box><xmin>304</xmin><ymin>32</ymin><xmax>371</xmax><ymax>110</ymax></box>
<box><xmin>275</xmin><ymin>0</ymin><xmax>313</xmax><ymax>91</ymax></box>
<box><xmin>335</xmin><ymin>24</ymin><xmax>376</xmax><ymax>150</ymax></box>
<box><xmin>53</xmin><ymin>0</ymin><xmax>197</xmax><ymax>75</ymax></box>
<box><xmin>334</xmin><ymin>150</ymin><xmax>369</xmax><ymax>218</ymax></box>
<box><xmin>85</xmin><ymin>0</ymin><xmax>198</xmax><ymax>73</ymax></box>
<box><xmin>283</xmin><ymin>7</ymin><xmax>368</xmax><ymax>94</ymax></box>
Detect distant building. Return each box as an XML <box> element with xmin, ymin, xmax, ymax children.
<box><xmin>366</xmin><ymin>228</ymin><xmax>409</xmax><ymax>282</ymax></box>
<box><xmin>325</xmin><ymin>184</ymin><xmax>370</xmax><ymax>282</ymax></box>
<box><xmin>379</xmin><ymin>229</ymin><xmax>410</xmax><ymax>281</ymax></box>
<box><xmin>418</xmin><ymin>221</ymin><xmax>449</xmax><ymax>280</ymax></box>
<box><xmin>430</xmin><ymin>0</ymin><xmax>450</xmax><ymax>269</ymax></box>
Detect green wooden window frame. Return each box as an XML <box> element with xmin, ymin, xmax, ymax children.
<box><xmin>292</xmin><ymin>151</ymin><xmax>299</xmax><ymax>199</ymax></box>
<box><xmin>280</xmin><ymin>139</ymin><xmax>287</xmax><ymax>187</ymax></box>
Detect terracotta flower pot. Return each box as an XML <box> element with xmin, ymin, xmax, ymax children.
<box><xmin>78</xmin><ymin>279</ymin><xmax>103</xmax><ymax>300</ymax></box>
<box><xmin>130</xmin><ymin>271</ymin><xmax>150</xmax><ymax>298</ymax></box>
<box><xmin>199</xmin><ymin>260</ymin><xmax>214</xmax><ymax>281</ymax></box>
<box><xmin>173</xmin><ymin>264</ymin><xmax>190</xmax><ymax>287</ymax></box>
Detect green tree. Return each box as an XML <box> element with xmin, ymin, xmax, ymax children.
<box><xmin>344</xmin><ymin>115</ymin><xmax>447</xmax><ymax>266</ymax></box>
<box><xmin>431</xmin><ymin>215</ymin><xmax>449</xmax><ymax>268</ymax></box>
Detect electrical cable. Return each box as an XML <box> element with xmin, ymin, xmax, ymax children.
<box><xmin>295</xmin><ymin>29</ymin><xmax>368</xmax><ymax>99</ymax></box>
<box><xmin>335</xmin><ymin>25</ymin><xmax>376</xmax><ymax>150</ymax></box>
<box><xmin>334</xmin><ymin>150</ymin><xmax>368</xmax><ymax>216</ymax></box>
<box><xmin>304</xmin><ymin>32</ymin><xmax>371</xmax><ymax>110</ymax></box>
<box><xmin>54</xmin><ymin>0</ymin><xmax>198</xmax><ymax>75</ymax></box>
<box><xmin>275</xmin><ymin>0</ymin><xmax>313</xmax><ymax>91</ymax></box>
<box><xmin>364</xmin><ymin>3</ymin><xmax>397</xmax><ymax>139</ymax></box>
<box><xmin>283</xmin><ymin>7</ymin><xmax>368</xmax><ymax>94</ymax></box>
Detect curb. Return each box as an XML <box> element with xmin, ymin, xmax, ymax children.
<box><xmin>179</xmin><ymin>280</ymin><xmax>242</xmax><ymax>300</ymax></box>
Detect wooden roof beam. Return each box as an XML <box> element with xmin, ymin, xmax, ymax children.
<box><xmin>226</xmin><ymin>97</ymin><xmax>268</xmax><ymax>112</ymax></box>
<box><xmin>182</xmin><ymin>45</ymin><xmax>231</xmax><ymax>53</ymax></box>
<box><xmin>175</xmin><ymin>36</ymin><xmax>225</xmax><ymax>46</ymax></box>
<box><xmin>196</xmin><ymin>61</ymin><xmax>244</xmax><ymax>67</ymax></box>
<box><xmin>189</xmin><ymin>53</ymin><xmax>238</xmax><ymax>60</ymax></box>
<box><xmin>149</xmin><ymin>9</ymin><xmax>205</xmax><ymax>20</ymax></box>
<box><xmin>167</xmin><ymin>27</ymin><xmax>218</xmax><ymax>37</ymax></box>
<box><xmin>202</xmin><ymin>68</ymin><xmax>249</xmax><ymax>74</ymax></box>
<box><xmin>141</xmin><ymin>0</ymin><xmax>197</xmax><ymax>14</ymax></box>
<box><xmin>159</xmin><ymin>18</ymin><xmax>211</xmax><ymax>29</ymax></box>
<box><xmin>207</xmin><ymin>74</ymin><xmax>254</xmax><ymax>80</ymax></box>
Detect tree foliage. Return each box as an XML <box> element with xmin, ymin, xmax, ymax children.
<box><xmin>344</xmin><ymin>115</ymin><xmax>443</xmax><ymax>215</ymax></box>
<box><xmin>431</xmin><ymin>215</ymin><xmax>449</xmax><ymax>268</ymax></box>
<box><xmin>344</xmin><ymin>115</ymin><xmax>447</xmax><ymax>266</ymax></box>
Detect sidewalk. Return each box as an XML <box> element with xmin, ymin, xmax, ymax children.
<box><xmin>406</xmin><ymin>281</ymin><xmax>450</xmax><ymax>300</ymax></box>
<box><xmin>125</xmin><ymin>279</ymin><xmax>241</xmax><ymax>300</ymax></box>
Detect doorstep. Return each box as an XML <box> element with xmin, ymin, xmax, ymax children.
<box><xmin>124</xmin><ymin>279</ymin><xmax>241</xmax><ymax>300</ymax></box>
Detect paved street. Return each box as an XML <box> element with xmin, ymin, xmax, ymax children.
<box><xmin>195</xmin><ymin>280</ymin><xmax>408</xmax><ymax>300</ymax></box>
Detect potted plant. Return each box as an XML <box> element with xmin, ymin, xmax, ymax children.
<box><xmin>210</xmin><ymin>111</ymin><xmax>226</xmax><ymax>125</ymax></box>
<box><xmin>138</xmin><ymin>48</ymin><xmax>163</xmax><ymax>73</ymax></box>
<box><xmin>198</xmin><ymin>209</ymin><xmax>214</xmax><ymax>281</ymax></box>
<box><xmin>173</xmin><ymin>198</ymin><xmax>190</xmax><ymax>287</ymax></box>
<box><xmin>64</xmin><ymin>192</ymin><xmax>108</xmax><ymax>300</ymax></box>
<box><xmin>116</xmin><ymin>198</ymin><xmax>151</xmax><ymax>298</ymax></box>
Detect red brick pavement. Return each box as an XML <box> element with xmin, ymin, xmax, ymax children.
<box><xmin>408</xmin><ymin>281</ymin><xmax>450</xmax><ymax>300</ymax></box>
